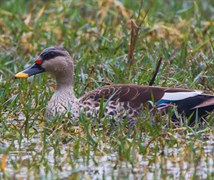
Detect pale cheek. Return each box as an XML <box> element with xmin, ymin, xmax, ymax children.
<box><xmin>41</xmin><ymin>61</ymin><xmax>52</xmax><ymax>71</ymax></box>
<box><xmin>58</xmin><ymin>61</ymin><xmax>72</xmax><ymax>71</ymax></box>
<box><xmin>42</xmin><ymin>61</ymin><xmax>66</xmax><ymax>72</ymax></box>
<box><xmin>53</xmin><ymin>61</ymin><xmax>68</xmax><ymax>71</ymax></box>
<box><xmin>54</xmin><ymin>66</ymin><xmax>66</xmax><ymax>71</ymax></box>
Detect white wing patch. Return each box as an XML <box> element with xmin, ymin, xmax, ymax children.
<box><xmin>161</xmin><ymin>91</ymin><xmax>203</xmax><ymax>101</ymax></box>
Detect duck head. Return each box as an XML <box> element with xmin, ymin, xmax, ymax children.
<box><xmin>15</xmin><ymin>46</ymin><xmax>75</xmax><ymax>89</ymax></box>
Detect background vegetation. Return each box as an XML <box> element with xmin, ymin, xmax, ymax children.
<box><xmin>0</xmin><ymin>0</ymin><xmax>213</xmax><ymax>179</ymax></box>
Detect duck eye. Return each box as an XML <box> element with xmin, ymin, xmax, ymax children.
<box><xmin>43</xmin><ymin>52</ymin><xmax>56</xmax><ymax>60</ymax></box>
<box><xmin>41</xmin><ymin>51</ymin><xmax>65</xmax><ymax>61</ymax></box>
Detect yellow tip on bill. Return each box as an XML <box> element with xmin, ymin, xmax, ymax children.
<box><xmin>15</xmin><ymin>72</ymin><xmax>29</xmax><ymax>78</ymax></box>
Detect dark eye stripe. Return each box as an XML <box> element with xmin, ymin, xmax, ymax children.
<box><xmin>41</xmin><ymin>51</ymin><xmax>65</xmax><ymax>60</ymax></box>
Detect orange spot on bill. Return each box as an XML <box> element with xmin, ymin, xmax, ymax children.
<box><xmin>35</xmin><ymin>58</ymin><xmax>42</xmax><ymax>65</ymax></box>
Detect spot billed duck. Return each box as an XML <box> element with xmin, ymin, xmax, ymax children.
<box><xmin>15</xmin><ymin>46</ymin><xmax>214</xmax><ymax>124</ymax></box>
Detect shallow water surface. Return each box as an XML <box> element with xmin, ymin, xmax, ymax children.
<box><xmin>1</xmin><ymin>131</ymin><xmax>213</xmax><ymax>179</ymax></box>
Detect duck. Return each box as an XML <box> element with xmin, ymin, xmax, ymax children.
<box><xmin>15</xmin><ymin>46</ymin><xmax>214</xmax><ymax>125</ymax></box>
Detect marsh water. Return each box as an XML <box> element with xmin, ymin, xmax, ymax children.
<box><xmin>1</xmin><ymin>130</ymin><xmax>213</xmax><ymax>179</ymax></box>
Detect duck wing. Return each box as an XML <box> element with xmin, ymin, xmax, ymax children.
<box><xmin>80</xmin><ymin>84</ymin><xmax>214</xmax><ymax>109</ymax></box>
<box><xmin>80</xmin><ymin>85</ymin><xmax>194</xmax><ymax>107</ymax></box>
<box><xmin>80</xmin><ymin>84</ymin><xmax>214</xmax><ymax>122</ymax></box>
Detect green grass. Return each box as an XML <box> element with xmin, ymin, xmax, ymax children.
<box><xmin>0</xmin><ymin>0</ymin><xmax>214</xmax><ymax>179</ymax></box>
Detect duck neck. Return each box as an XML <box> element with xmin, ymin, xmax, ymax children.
<box><xmin>55</xmin><ymin>72</ymin><xmax>76</xmax><ymax>101</ymax></box>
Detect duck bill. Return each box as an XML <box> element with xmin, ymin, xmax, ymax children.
<box><xmin>15</xmin><ymin>64</ymin><xmax>45</xmax><ymax>78</ymax></box>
